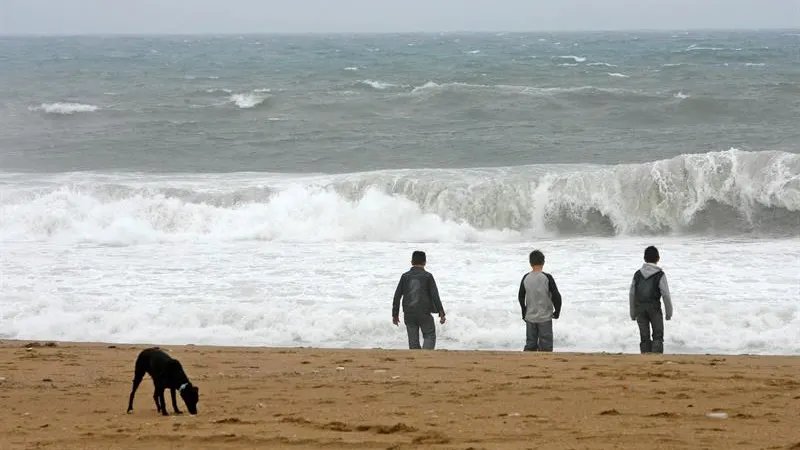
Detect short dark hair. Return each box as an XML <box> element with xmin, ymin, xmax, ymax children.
<box><xmin>644</xmin><ymin>246</ymin><xmax>660</xmax><ymax>263</ymax></box>
<box><xmin>529</xmin><ymin>250</ymin><xmax>545</xmax><ymax>266</ymax></box>
<box><xmin>411</xmin><ymin>250</ymin><xmax>426</xmax><ymax>265</ymax></box>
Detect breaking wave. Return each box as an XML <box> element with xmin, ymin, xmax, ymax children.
<box><xmin>0</xmin><ymin>149</ymin><xmax>797</xmax><ymax>245</ymax></box>
<box><xmin>29</xmin><ymin>102</ymin><xmax>100</xmax><ymax>115</ymax></box>
<box><xmin>358</xmin><ymin>80</ymin><xmax>399</xmax><ymax>90</ymax></box>
<box><xmin>229</xmin><ymin>89</ymin><xmax>270</xmax><ymax>109</ymax></box>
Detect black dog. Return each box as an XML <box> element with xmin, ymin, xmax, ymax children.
<box><xmin>126</xmin><ymin>347</ymin><xmax>200</xmax><ymax>416</ymax></box>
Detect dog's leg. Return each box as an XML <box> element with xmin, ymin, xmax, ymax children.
<box><xmin>127</xmin><ymin>378</ymin><xmax>142</xmax><ymax>414</ymax></box>
<box><xmin>127</xmin><ymin>365</ymin><xmax>146</xmax><ymax>413</ymax></box>
<box><xmin>153</xmin><ymin>383</ymin><xmax>169</xmax><ymax>416</ymax></box>
<box><xmin>158</xmin><ymin>387</ymin><xmax>169</xmax><ymax>416</ymax></box>
<box><xmin>170</xmin><ymin>388</ymin><xmax>183</xmax><ymax>414</ymax></box>
<box><xmin>153</xmin><ymin>388</ymin><xmax>161</xmax><ymax>412</ymax></box>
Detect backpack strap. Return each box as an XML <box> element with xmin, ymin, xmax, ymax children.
<box><xmin>633</xmin><ymin>270</ymin><xmax>643</xmax><ymax>284</ymax></box>
<box><xmin>653</xmin><ymin>270</ymin><xmax>664</xmax><ymax>284</ymax></box>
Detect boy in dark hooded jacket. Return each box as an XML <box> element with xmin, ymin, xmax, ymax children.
<box><xmin>629</xmin><ymin>246</ymin><xmax>673</xmax><ymax>354</ymax></box>
<box><xmin>392</xmin><ymin>251</ymin><xmax>446</xmax><ymax>349</ymax></box>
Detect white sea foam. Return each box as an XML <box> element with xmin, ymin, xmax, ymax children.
<box><xmin>29</xmin><ymin>102</ymin><xmax>99</xmax><ymax>114</ymax></box>
<box><xmin>587</xmin><ymin>62</ymin><xmax>618</xmax><ymax>67</ymax></box>
<box><xmin>555</xmin><ymin>55</ymin><xmax>587</xmax><ymax>62</ymax></box>
<box><xmin>410</xmin><ymin>81</ymin><xmax>442</xmax><ymax>93</ymax></box>
<box><xmin>0</xmin><ymin>235</ymin><xmax>797</xmax><ymax>355</ymax></box>
<box><xmin>607</xmin><ymin>72</ymin><xmax>629</xmax><ymax>78</ymax></box>
<box><xmin>229</xmin><ymin>89</ymin><xmax>270</xmax><ymax>109</ymax></box>
<box><xmin>685</xmin><ymin>45</ymin><xmax>724</xmax><ymax>51</ymax></box>
<box><xmin>359</xmin><ymin>80</ymin><xmax>396</xmax><ymax>90</ymax></box>
<box><xmin>674</xmin><ymin>91</ymin><xmax>690</xmax><ymax>99</ymax></box>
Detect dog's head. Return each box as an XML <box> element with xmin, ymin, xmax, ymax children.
<box><xmin>179</xmin><ymin>383</ymin><xmax>199</xmax><ymax>415</ymax></box>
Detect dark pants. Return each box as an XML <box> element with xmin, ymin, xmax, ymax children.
<box><xmin>636</xmin><ymin>304</ymin><xmax>664</xmax><ymax>354</ymax></box>
<box><xmin>404</xmin><ymin>313</ymin><xmax>436</xmax><ymax>350</ymax></box>
<box><xmin>524</xmin><ymin>320</ymin><xmax>554</xmax><ymax>352</ymax></box>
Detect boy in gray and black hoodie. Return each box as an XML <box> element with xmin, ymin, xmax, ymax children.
<box><xmin>630</xmin><ymin>246</ymin><xmax>673</xmax><ymax>354</ymax></box>
<box><xmin>518</xmin><ymin>250</ymin><xmax>562</xmax><ymax>352</ymax></box>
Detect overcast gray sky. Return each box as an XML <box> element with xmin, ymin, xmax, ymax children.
<box><xmin>1</xmin><ymin>0</ymin><xmax>798</xmax><ymax>35</ymax></box>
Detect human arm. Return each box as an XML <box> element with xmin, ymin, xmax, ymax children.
<box><xmin>660</xmin><ymin>272</ymin><xmax>673</xmax><ymax>320</ymax></box>
<box><xmin>629</xmin><ymin>277</ymin><xmax>636</xmax><ymax>321</ymax></box>
<box><xmin>392</xmin><ymin>274</ymin><xmax>405</xmax><ymax>323</ymax></box>
<box><xmin>428</xmin><ymin>273</ymin><xmax>446</xmax><ymax>323</ymax></box>
<box><xmin>518</xmin><ymin>274</ymin><xmax>528</xmax><ymax>319</ymax></box>
<box><xmin>545</xmin><ymin>273</ymin><xmax>562</xmax><ymax>319</ymax></box>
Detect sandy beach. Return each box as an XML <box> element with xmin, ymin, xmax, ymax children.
<box><xmin>0</xmin><ymin>341</ymin><xmax>798</xmax><ymax>450</ymax></box>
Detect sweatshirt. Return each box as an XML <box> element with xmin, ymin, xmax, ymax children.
<box><xmin>518</xmin><ymin>270</ymin><xmax>562</xmax><ymax>323</ymax></box>
<box><xmin>629</xmin><ymin>263</ymin><xmax>673</xmax><ymax>320</ymax></box>
<box><xmin>392</xmin><ymin>267</ymin><xmax>445</xmax><ymax>317</ymax></box>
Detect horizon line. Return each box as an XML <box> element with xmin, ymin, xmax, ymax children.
<box><xmin>1</xmin><ymin>26</ymin><xmax>798</xmax><ymax>38</ymax></box>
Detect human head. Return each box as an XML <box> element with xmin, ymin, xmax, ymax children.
<box><xmin>529</xmin><ymin>250</ymin><xmax>545</xmax><ymax>268</ymax></box>
<box><xmin>644</xmin><ymin>246</ymin><xmax>660</xmax><ymax>264</ymax></box>
<box><xmin>411</xmin><ymin>250</ymin><xmax>426</xmax><ymax>266</ymax></box>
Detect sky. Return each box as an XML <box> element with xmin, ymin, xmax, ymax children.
<box><xmin>1</xmin><ymin>0</ymin><xmax>798</xmax><ymax>35</ymax></box>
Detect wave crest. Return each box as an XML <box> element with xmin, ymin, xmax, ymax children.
<box><xmin>29</xmin><ymin>102</ymin><xmax>100</xmax><ymax>115</ymax></box>
<box><xmin>1</xmin><ymin>150</ymin><xmax>797</xmax><ymax>245</ymax></box>
<box><xmin>229</xmin><ymin>89</ymin><xmax>270</xmax><ymax>109</ymax></box>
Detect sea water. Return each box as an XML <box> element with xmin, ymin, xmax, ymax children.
<box><xmin>1</xmin><ymin>31</ymin><xmax>798</xmax><ymax>354</ymax></box>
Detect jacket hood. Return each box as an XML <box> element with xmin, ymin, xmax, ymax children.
<box><xmin>639</xmin><ymin>263</ymin><xmax>662</xmax><ymax>279</ymax></box>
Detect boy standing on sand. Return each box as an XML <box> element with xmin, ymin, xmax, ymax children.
<box><xmin>518</xmin><ymin>250</ymin><xmax>562</xmax><ymax>352</ymax></box>
<box><xmin>629</xmin><ymin>246</ymin><xmax>673</xmax><ymax>354</ymax></box>
<box><xmin>392</xmin><ymin>251</ymin><xmax>446</xmax><ymax>350</ymax></box>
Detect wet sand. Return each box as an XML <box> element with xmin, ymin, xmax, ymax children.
<box><xmin>0</xmin><ymin>341</ymin><xmax>798</xmax><ymax>450</ymax></box>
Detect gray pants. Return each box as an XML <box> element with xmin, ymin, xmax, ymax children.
<box><xmin>636</xmin><ymin>304</ymin><xmax>664</xmax><ymax>354</ymax></box>
<box><xmin>524</xmin><ymin>320</ymin><xmax>553</xmax><ymax>352</ymax></box>
<box><xmin>404</xmin><ymin>313</ymin><xmax>436</xmax><ymax>350</ymax></box>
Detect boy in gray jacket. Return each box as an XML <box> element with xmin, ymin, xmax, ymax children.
<box><xmin>518</xmin><ymin>250</ymin><xmax>562</xmax><ymax>352</ymax></box>
<box><xmin>629</xmin><ymin>246</ymin><xmax>673</xmax><ymax>354</ymax></box>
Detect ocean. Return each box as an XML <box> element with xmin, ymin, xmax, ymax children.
<box><xmin>1</xmin><ymin>30</ymin><xmax>798</xmax><ymax>355</ymax></box>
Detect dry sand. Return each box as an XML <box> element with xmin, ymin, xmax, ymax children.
<box><xmin>0</xmin><ymin>341</ymin><xmax>798</xmax><ymax>450</ymax></box>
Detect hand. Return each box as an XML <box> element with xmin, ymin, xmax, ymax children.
<box><xmin>631</xmin><ymin>317</ymin><xmax>636</xmax><ymax>321</ymax></box>
<box><xmin>552</xmin><ymin>311</ymin><xmax>559</xmax><ymax>320</ymax></box>
<box><xmin>392</xmin><ymin>316</ymin><xmax>399</xmax><ymax>326</ymax></box>
<box><xmin>666</xmin><ymin>316</ymin><xmax>672</xmax><ymax>321</ymax></box>
<box><xmin>439</xmin><ymin>314</ymin><xmax>446</xmax><ymax>324</ymax></box>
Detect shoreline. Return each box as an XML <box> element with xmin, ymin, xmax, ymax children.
<box><xmin>3</xmin><ymin>339</ymin><xmax>798</xmax><ymax>357</ymax></box>
<box><xmin>1</xmin><ymin>340</ymin><xmax>798</xmax><ymax>449</ymax></box>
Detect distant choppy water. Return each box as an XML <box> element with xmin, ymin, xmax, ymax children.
<box><xmin>0</xmin><ymin>32</ymin><xmax>798</xmax><ymax>353</ymax></box>
<box><xmin>1</xmin><ymin>31</ymin><xmax>799</xmax><ymax>173</ymax></box>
